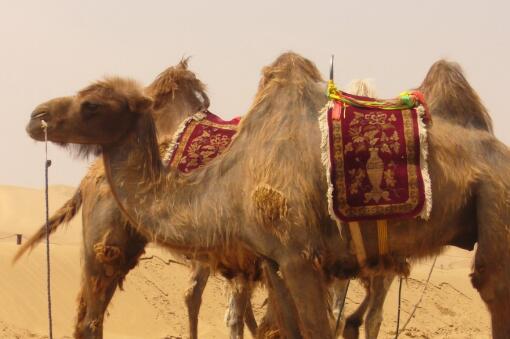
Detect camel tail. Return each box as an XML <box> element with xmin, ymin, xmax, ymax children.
<box><xmin>418</xmin><ymin>59</ymin><xmax>493</xmax><ymax>133</ymax></box>
<box><xmin>12</xmin><ymin>186</ymin><xmax>83</xmax><ymax>263</ymax></box>
<box><xmin>347</xmin><ymin>79</ymin><xmax>377</xmax><ymax>97</ymax></box>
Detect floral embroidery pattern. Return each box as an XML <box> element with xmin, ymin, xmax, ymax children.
<box><xmin>327</xmin><ymin>100</ymin><xmax>427</xmax><ymax>221</ymax></box>
<box><xmin>168</xmin><ymin>112</ymin><xmax>240</xmax><ymax>173</ymax></box>
<box><xmin>344</xmin><ymin>111</ymin><xmax>401</xmax><ymax>203</ymax></box>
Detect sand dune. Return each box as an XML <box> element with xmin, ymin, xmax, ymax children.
<box><xmin>0</xmin><ymin>185</ymin><xmax>82</xmax><ymax>245</ymax></box>
<box><xmin>0</xmin><ymin>185</ymin><xmax>491</xmax><ymax>338</ymax></box>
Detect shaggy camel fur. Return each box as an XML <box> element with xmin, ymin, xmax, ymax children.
<box><xmin>19</xmin><ymin>67</ymin><xmax>390</xmax><ymax>338</ymax></box>
<box><xmin>339</xmin><ymin>59</ymin><xmax>496</xmax><ymax>339</ymax></box>
<box><xmin>16</xmin><ymin>61</ymin><xmax>258</xmax><ymax>339</ymax></box>
<box><xmin>26</xmin><ymin>53</ymin><xmax>510</xmax><ymax>338</ymax></box>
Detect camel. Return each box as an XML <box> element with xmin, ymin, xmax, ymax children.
<box><xmin>338</xmin><ymin>59</ymin><xmax>496</xmax><ymax>339</ymax></box>
<box><xmin>25</xmin><ymin>52</ymin><xmax>510</xmax><ymax>338</ymax></box>
<box><xmin>14</xmin><ymin>55</ymin><xmax>398</xmax><ymax>339</ymax></box>
<box><xmin>17</xmin><ymin>57</ymin><xmax>373</xmax><ymax>338</ymax></box>
<box><xmin>17</xmin><ymin>61</ymin><xmax>394</xmax><ymax>338</ymax></box>
<box><xmin>15</xmin><ymin>60</ymin><xmax>259</xmax><ymax>339</ymax></box>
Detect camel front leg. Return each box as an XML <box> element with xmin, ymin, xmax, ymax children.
<box><xmin>75</xmin><ymin>229</ymin><xmax>147</xmax><ymax>339</ymax></box>
<box><xmin>184</xmin><ymin>262</ymin><xmax>210</xmax><ymax>339</ymax></box>
<box><xmin>261</xmin><ymin>260</ymin><xmax>303</xmax><ymax>339</ymax></box>
<box><xmin>279</xmin><ymin>256</ymin><xmax>333</xmax><ymax>339</ymax></box>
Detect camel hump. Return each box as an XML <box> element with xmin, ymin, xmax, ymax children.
<box><xmin>145</xmin><ymin>59</ymin><xmax>209</xmax><ymax>111</ymax></box>
<box><xmin>12</xmin><ymin>184</ymin><xmax>83</xmax><ymax>263</ymax></box>
<box><xmin>419</xmin><ymin>59</ymin><xmax>493</xmax><ymax>133</ymax></box>
<box><xmin>346</xmin><ymin>79</ymin><xmax>377</xmax><ymax>98</ymax></box>
<box><xmin>259</xmin><ymin>52</ymin><xmax>323</xmax><ymax>89</ymax></box>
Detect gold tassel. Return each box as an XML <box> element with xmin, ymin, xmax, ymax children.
<box><xmin>377</xmin><ymin>219</ymin><xmax>389</xmax><ymax>256</ymax></box>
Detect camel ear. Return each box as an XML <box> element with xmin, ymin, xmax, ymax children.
<box><xmin>128</xmin><ymin>95</ymin><xmax>153</xmax><ymax>113</ymax></box>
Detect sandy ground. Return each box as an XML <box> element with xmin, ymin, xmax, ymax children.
<box><xmin>0</xmin><ymin>185</ymin><xmax>491</xmax><ymax>338</ymax></box>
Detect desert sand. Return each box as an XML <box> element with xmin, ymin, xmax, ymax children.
<box><xmin>0</xmin><ymin>185</ymin><xmax>491</xmax><ymax>338</ymax></box>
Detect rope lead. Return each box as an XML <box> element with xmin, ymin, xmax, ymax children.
<box><xmin>42</xmin><ymin>120</ymin><xmax>53</xmax><ymax>339</ymax></box>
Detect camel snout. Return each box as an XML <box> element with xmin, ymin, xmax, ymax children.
<box><xmin>25</xmin><ymin>117</ymin><xmax>45</xmax><ymax>141</ymax></box>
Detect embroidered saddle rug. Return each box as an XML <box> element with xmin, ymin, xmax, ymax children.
<box><xmin>321</xmin><ymin>86</ymin><xmax>432</xmax><ymax>222</ymax></box>
<box><xmin>163</xmin><ymin>111</ymin><xmax>240</xmax><ymax>173</ymax></box>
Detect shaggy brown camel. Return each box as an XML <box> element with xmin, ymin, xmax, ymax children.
<box><xmin>340</xmin><ymin>59</ymin><xmax>495</xmax><ymax>339</ymax></box>
<box><xmin>19</xmin><ymin>67</ymin><xmax>388</xmax><ymax>338</ymax></box>
<box><xmin>16</xmin><ymin>60</ymin><xmax>258</xmax><ymax>339</ymax></box>
<box><xmin>26</xmin><ymin>52</ymin><xmax>510</xmax><ymax>338</ymax></box>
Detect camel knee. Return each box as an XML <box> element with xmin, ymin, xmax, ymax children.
<box><xmin>93</xmin><ymin>243</ymin><xmax>122</xmax><ymax>263</ymax></box>
<box><xmin>252</xmin><ymin>184</ymin><xmax>288</xmax><ymax>223</ymax></box>
<box><xmin>471</xmin><ymin>261</ymin><xmax>504</xmax><ymax>303</ymax></box>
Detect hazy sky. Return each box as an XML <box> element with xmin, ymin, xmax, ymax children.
<box><xmin>1</xmin><ymin>0</ymin><xmax>508</xmax><ymax>188</ymax></box>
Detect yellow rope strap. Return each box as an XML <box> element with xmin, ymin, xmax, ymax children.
<box><xmin>348</xmin><ymin>221</ymin><xmax>367</xmax><ymax>265</ymax></box>
<box><xmin>377</xmin><ymin>219</ymin><xmax>389</xmax><ymax>256</ymax></box>
<box><xmin>327</xmin><ymin>80</ymin><xmax>422</xmax><ymax>110</ymax></box>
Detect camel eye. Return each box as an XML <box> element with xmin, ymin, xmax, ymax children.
<box><xmin>82</xmin><ymin>101</ymin><xmax>100</xmax><ymax>111</ymax></box>
<box><xmin>81</xmin><ymin>101</ymin><xmax>102</xmax><ymax>120</ymax></box>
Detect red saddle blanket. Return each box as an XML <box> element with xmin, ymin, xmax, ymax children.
<box><xmin>321</xmin><ymin>90</ymin><xmax>431</xmax><ymax>222</ymax></box>
<box><xmin>163</xmin><ymin>111</ymin><xmax>240</xmax><ymax>173</ymax></box>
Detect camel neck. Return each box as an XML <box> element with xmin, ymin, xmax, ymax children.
<box><xmin>153</xmin><ymin>95</ymin><xmax>201</xmax><ymax>137</ymax></box>
<box><xmin>102</xmin><ymin>112</ymin><xmax>218</xmax><ymax>253</ymax></box>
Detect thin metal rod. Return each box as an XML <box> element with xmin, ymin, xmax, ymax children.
<box><xmin>329</xmin><ymin>54</ymin><xmax>335</xmax><ymax>81</ymax></box>
<box><xmin>42</xmin><ymin>120</ymin><xmax>54</xmax><ymax>339</ymax></box>
<box><xmin>334</xmin><ymin>279</ymin><xmax>350</xmax><ymax>335</ymax></box>
<box><xmin>395</xmin><ymin>276</ymin><xmax>403</xmax><ymax>339</ymax></box>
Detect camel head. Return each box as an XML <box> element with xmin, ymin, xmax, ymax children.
<box><xmin>27</xmin><ymin>77</ymin><xmax>153</xmax><ymax>151</ymax></box>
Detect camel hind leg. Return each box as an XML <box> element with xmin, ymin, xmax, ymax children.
<box><xmin>330</xmin><ymin>279</ymin><xmax>350</xmax><ymax>337</ymax></box>
<box><xmin>75</xmin><ymin>219</ymin><xmax>147</xmax><ymax>339</ymax></box>
<box><xmin>244</xmin><ymin>298</ymin><xmax>258</xmax><ymax>337</ymax></box>
<box><xmin>184</xmin><ymin>262</ymin><xmax>210</xmax><ymax>339</ymax></box>
<box><xmin>342</xmin><ymin>281</ymin><xmax>370</xmax><ymax>339</ymax></box>
<box><xmin>471</xmin><ymin>180</ymin><xmax>510</xmax><ymax>339</ymax></box>
<box><xmin>341</xmin><ymin>275</ymin><xmax>393</xmax><ymax>339</ymax></box>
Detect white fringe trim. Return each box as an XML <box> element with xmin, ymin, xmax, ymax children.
<box><xmin>318</xmin><ymin>102</ymin><xmax>344</xmax><ymax>235</ymax></box>
<box><xmin>318</xmin><ymin>103</ymin><xmax>432</xmax><ymax>227</ymax></box>
<box><xmin>162</xmin><ymin>111</ymin><xmax>207</xmax><ymax>166</ymax></box>
<box><xmin>417</xmin><ymin>105</ymin><xmax>432</xmax><ymax>220</ymax></box>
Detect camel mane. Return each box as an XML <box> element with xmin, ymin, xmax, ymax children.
<box><xmin>418</xmin><ymin>59</ymin><xmax>493</xmax><ymax>133</ymax></box>
<box><xmin>145</xmin><ymin>57</ymin><xmax>210</xmax><ymax>111</ymax></box>
<box><xmin>78</xmin><ymin>76</ymin><xmax>145</xmax><ymax>102</ymax></box>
